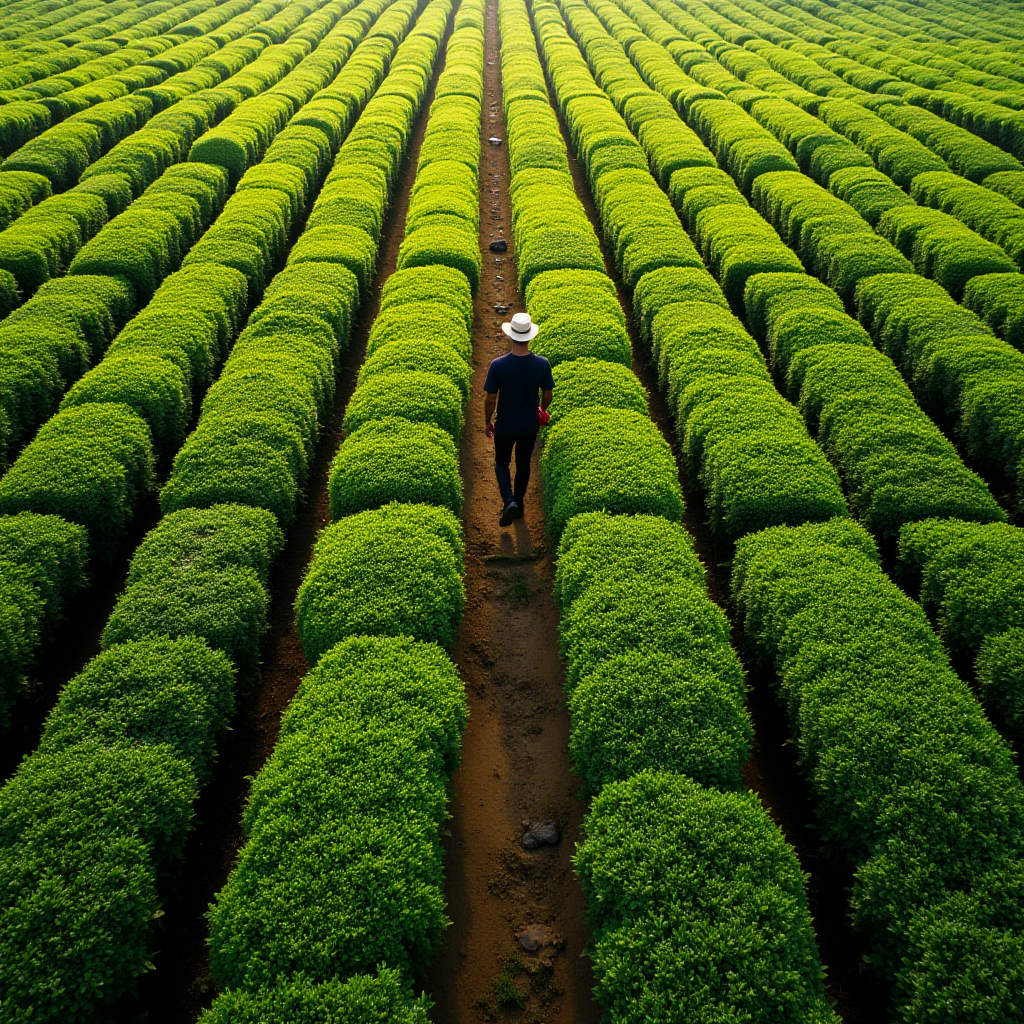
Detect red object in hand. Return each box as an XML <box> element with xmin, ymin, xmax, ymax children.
<box><xmin>538</xmin><ymin>407</ymin><xmax>550</xmax><ymax>426</ymax></box>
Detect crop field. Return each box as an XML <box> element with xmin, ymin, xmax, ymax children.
<box><xmin>0</xmin><ymin>0</ymin><xmax>1022</xmax><ymax>1020</ymax></box>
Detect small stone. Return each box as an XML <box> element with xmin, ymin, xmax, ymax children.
<box><xmin>522</xmin><ymin>820</ymin><xmax>559</xmax><ymax>850</ymax></box>
<box><xmin>518</xmin><ymin>924</ymin><xmax>553</xmax><ymax>953</ymax></box>
<box><xmin>494</xmin><ymin>304</ymin><xmax>509</xmax><ymax>314</ymax></box>
<box><xmin>489</xmin><ymin>238</ymin><xmax>507</xmax><ymax>253</ymax></box>
<box><xmin>488</xmin><ymin>135</ymin><xmax>503</xmax><ymax>146</ymax></box>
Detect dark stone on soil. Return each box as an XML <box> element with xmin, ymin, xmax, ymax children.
<box><xmin>488</xmin><ymin>135</ymin><xmax>503</xmax><ymax>145</ymax></box>
<box><xmin>494</xmin><ymin>304</ymin><xmax>509</xmax><ymax>314</ymax></box>
<box><xmin>522</xmin><ymin>820</ymin><xmax>559</xmax><ymax>849</ymax></box>
<box><xmin>518</xmin><ymin>924</ymin><xmax>554</xmax><ymax>953</ymax></box>
<box><xmin>489</xmin><ymin>238</ymin><xmax>507</xmax><ymax>253</ymax></box>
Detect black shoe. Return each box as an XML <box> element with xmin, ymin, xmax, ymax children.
<box><xmin>499</xmin><ymin>500</ymin><xmax>519</xmax><ymax>526</ymax></box>
<box><xmin>511</xmin><ymin>500</ymin><xmax>524</xmax><ymax>520</ymax></box>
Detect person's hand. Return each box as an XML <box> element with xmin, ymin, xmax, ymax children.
<box><xmin>485</xmin><ymin>423</ymin><xmax>494</xmax><ymax>439</ymax></box>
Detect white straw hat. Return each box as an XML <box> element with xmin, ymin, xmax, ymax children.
<box><xmin>502</xmin><ymin>311</ymin><xmax>539</xmax><ymax>343</ymax></box>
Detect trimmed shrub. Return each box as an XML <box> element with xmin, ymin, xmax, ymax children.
<box><xmin>576</xmin><ymin>771</ymin><xmax>839</xmax><ymax>1024</ymax></box>
<box><xmin>547</xmin><ymin>357</ymin><xmax>647</xmax><ymax>427</ymax></box>
<box><xmin>532</xmin><ymin>312</ymin><xmax>631</xmax><ymax>368</ymax></box>
<box><xmin>329</xmin><ymin>417</ymin><xmax>462</xmax><ymax>517</ymax></box>
<box><xmin>358</xmin><ymin>339</ymin><xmax>471</xmax><ymax>401</ymax></box>
<box><xmin>366</xmin><ymin>301</ymin><xmax>472</xmax><ymax>363</ymax></box>
<box><xmin>200</xmin><ymin>971</ymin><xmax>431</xmax><ymax>1024</ymax></box>
<box><xmin>976</xmin><ymin>628</ymin><xmax>1024</xmax><ymax>741</ymax></box>
<box><xmin>0</xmin><ymin>742</ymin><xmax>196</xmax><ymax>1024</ymax></box>
<box><xmin>380</xmin><ymin>264</ymin><xmax>473</xmax><ymax>331</ymax></box>
<box><xmin>38</xmin><ymin>637</ymin><xmax>235</xmax><ymax>781</ymax></box>
<box><xmin>343</xmin><ymin>370</ymin><xmax>464</xmax><ymax>440</ymax></box>
<box><xmin>207</xmin><ymin>635</ymin><xmax>466</xmax><ymax>987</ymax></box>
<box><xmin>898</xmin><ymin>518</ymin><xmax>1024</xmax><ymax>661</ymax></box>
<box><xmin>540</xmin><ymin>407</ymin><xmax>683</xmax><ymax>542</ymax></box>
<box><xmin>296</xmin><ymin>503</ymin><xmax>465</xmax><ymax>663</ymax></box>
<box><xmin>0</xmin><ymin>403</ymin><xmax>154</xmax><ymax>557</ymax></box>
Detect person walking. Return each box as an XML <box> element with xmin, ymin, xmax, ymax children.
<box><xmin>484</xmin><ymin>311</ymin><xmax>554</xmax><ymax>526</ymax></box>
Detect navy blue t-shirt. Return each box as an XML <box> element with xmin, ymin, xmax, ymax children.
<box><xmin>484</xmin><ymin>351</ymin><xmax>554</xmax><ymax>435</ymax></box>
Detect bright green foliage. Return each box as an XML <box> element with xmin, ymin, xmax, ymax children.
<box><xmin>330</xmin><ymin>417</ymin><xmax>463</xmax><ymax>517</ymax></box>
<box><xmin>200</xmin><ymin>971</ymin><xmax>432</xmax><ymax>1024</ymax></box>
<box><xmin>878</xmin><ymin>204</ymin><xmax>1017</xmax><ymax>301</ymax></box>
<box><xmin>359</xmin><ymin>339</ymin><xmax>471</xmax><ymax>401</ymax></box>
<box><xmin>0</xmin><ymin>403</ymin><xmax>154</xmax><ymax>557</ymax></box>
<box><xmin>380</xmin><ymin>264</ymin><xmax>473</xmax><ymax>330</ymax></box>
<box><xmin>898</xmin><ymin>518</ymin><xmax>1024</xmax><ymax>660</ymax></box>
<box><xmin>343</xmin><ymin>370</ymin><xmax>464</xmax><ymax>440</ymax></box>
<box><xmin>632</xmin><ymin>265</ymin><xmax>725</xmax><ymax>344</ymax></box>
<box><xmin>547</xmin><ymin>357</ymin><xmax>648</xmax><ymax>427</ymax></box>
<box><xmin>541</xmin><ymin>407</ymin><xmax>683</xmax><ymax>541</ymax></box>
<box><xmin>207</xmin><ymin>635</ymin><xmax>466</xmax><ymax>988</ymax></box>
<box><xmin>532</xmin><ymin>312</ymin><xmax>631</xmax><ymax>367</ymax></box>
<box><xmin>963</xmin><ymin>272</ymin><xmax>1024</xmax><ymax>348</ymax></box>
<box><xmin>296</xmin><ymin>503</ymin><xmax>465</xmax><ymax>664</ymax></box>
<box><xmin>577</xmin><ymin>772</ymin><xmax>840</xmax><ymax>1024</ymax></box>
<box><xmin>828</xmin><ymin>166</ymin><xmax>915</xmax><ymax>227</ymax></box>
<box><xmin>103</xmin><ymin>503</ymin><xmax>281</xmax><ymax>676</ymax></box>
<box><xmin>366</xmin><ymin>301</ymin><xmax>472</xmax><ymax>363</ymax></box>
<box><xmin>39</xmin><ymin>637</ymin><xmax>235</xmax><ymax>781</ymax></box>
<box><xmin>733</xmin><ymin>519</ymin><xmax>1024</xmax><ymax>1009</ymax></box>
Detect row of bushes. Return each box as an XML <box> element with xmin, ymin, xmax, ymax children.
<box><xmin>518</xmin><ymin>3</ymin><xmax>841</xmax><ymax>1021</ymax></box>
<box><xmin>0</xmin><ymin>0</ymin><xmax>398</xmax><ymax>717</ymax></box>
<box><xmin>744</xmin><ymin>269</ymin><xmax>1004</xmax><ymax>537</ymax></box>
<box><xmin>595</xmin><ymin>4</ymin><xmax>1024</xmax><ymax>515</ymax></box>
<box><xmin>163</xmin><ymin>0</ymin><xmax>426</xmax><ymax>533</ymax></box>
<box><xmin>733</xmin><ymin>518</ymin><xmax>1024</xmax><ymax>1023</ymax></box>
<box><xmin>854</xmin><ymin>271</ymin><xmax>1024</xmax><ymax>504</ymax></box>
<box><xmin>204</xmin><ymin>2</ymin><xmax>471</xmax><ymax>1018</ymax></box>
<box><xmin>898</xmin><ymin>516</ymin><xmax>1024</xmax><ymax>738</ymax></box>
<box><xmin>0</xmin><ymin>0</ymin><xmax>444</xmax><ymax>1018</ymax></box>
<box><xmin>566</xmin><ymin>0</ymin><xmax>852</xmax><ymax>541</ymax></box>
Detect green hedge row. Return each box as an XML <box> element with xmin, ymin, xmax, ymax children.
<box><xmin>553</xmin><ymin>0</ymin><xmax>848</xmax><ymax>540</ymax></box>
<box><xmin>962</xmin><ymin>270</ymin><xmax>1024</xmax><ymax>348</ymax></box>
<box><xmin>898</xmin><ymin>519</ymin><xmax>1024</xmax><ymax>728</ymax></box>
<box><xmin>733</xmin><ymin>518</ymin><xmax>1024</xmax><ymax>1023</ymax></box>
<box><xmin>877</xmin><ymin>202</ymin><xmax>1016</xmax><ymax>301</ymax></box>
<box><xmin>204</xmin><ymin>3</ymin><xmax>472</xmax><ymax>1014</ymax></box>
<box><xmin>0</xmin><ymin>1</ymin><xmax>438</xmax><ymax>1015</ymax></box>
<box><xmin>206</xmin><ymin>635</ymin><xmax>466</xmax><ymax>988</ymax></box>
<box><xmin>515</xmin><ymin>5</ymin><xmax>840</xmax><ymax>1021</ymax></box>
<box><xmin>912</xmin><ymin>169</ymin><xmax>1024</xmax><ymax>269</ymax></box>
<box><xmin>745</xmin><ymin>270</ymin><xmax>1004</xmax><ymax>538</ymax></box>
<box><xmin>854</xmin><ymin>271</ymin><xmax>1024</xmax><ymax>504</ymax></box>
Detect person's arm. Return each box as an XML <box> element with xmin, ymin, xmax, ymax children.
<box><xmin>540</xmin><ymin>388</ymin><xmax>553</xmax><ymax>412</ymax></box>
<box><xmin>484</xmin><ymin>390</ymin><xmax>497</xmax><ymax>437</ymax></box>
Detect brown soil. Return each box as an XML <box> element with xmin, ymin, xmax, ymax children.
<box><xmin>115</xmin><ymin>13</ymin><xmax>456</xmax><ymax>1022</ymax></box>
<box><xmin>542</xmin><ymin>15</ymin><xmax>891</xmax><ymax>1021</ymax></box>
<box><xmin>423</xmin><ymin>5</ymin><xmax>599</xmax><ymax>1021</ymax></box>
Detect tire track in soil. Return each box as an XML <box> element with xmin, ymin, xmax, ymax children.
<box><xmin>422</xmin><ymin>3</ymin><xmax>599</xmax><ymax>1020</ymax></box>
<box><xmin>114</xmin><ymin>14</ymin><xmax>457</xmax><ymax>1020</ymax></box>
<box><xmin>539</xmin><ymin>21</ymin><xmax>891</xmax><ymax>1021</ymax></box>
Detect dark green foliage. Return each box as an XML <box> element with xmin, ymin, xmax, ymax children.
<box><xmin>576</xmin><ymin>771</ymin><xmax>838</xmax><ymax>1024</ymax></box>
<box><xmin>39</xmin><ymin>637</ymin><xmax>234</xmax><ymax>781</ymax></box>
<box><xmin>0</xmin><ymin>403</ymin><xmax>154</xmax><ymax>557</ymax></box>
<box><xmin>733</xmin><ymin>519</ymin><xmax>1024</xmax><ymax>1007</ymax></box>
<box><xmin>0</xmin><ymin>742</ymin><xmax>196</xmax><ymax>1024</ymax></box>
<box><xmin>898</xmin><ymin>519</ymin><xmax>1024</xmax><ymax>660</ymax></box>
<box><xmin>330</xmin><ymin>418</ymin><xmax>462</xmax><ymax>518</ymax></box>
<box><xmin>200</xmin><ymin>971</ymin><xmax>432</xmax><ymax>1024</ymax></box>
<box><xmin>976</xmin><ymin>628</ymin><xmax>1024</xmax><ymax>741</ymax></box>
<box><xmin>207</xmin><ymin>635</ymin><xmax>466</xmax><ymax>988</ymax></box>
<box><xmin>296</xmin><ymin>503</ymin><xmax>465</xmax><ymax>664</ymax></box>
<box><xmin>540</xmin><ymin>407</ymin><xmax>683</xmax><ymax>542</ymax></box>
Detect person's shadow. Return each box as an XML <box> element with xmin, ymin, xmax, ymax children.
<box><xmin>498</xmin><ymin>516</ymin><xmax>534</xmax><ymax>558</ymax></box>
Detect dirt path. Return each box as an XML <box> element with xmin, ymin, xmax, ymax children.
<box><xmin>116</xmin><ymin>17</ymin><xmax>456</xmax><ymax>1022</ymax></box>
<box><xmin>540</xmin><ymin>32</ymin><xmax>891</xmax><ymax>1023</ymax></box>
<box><xmin>423</xmin><ymin>4</ymin><xmax>599</xmax><ymax>1020</ymax></box>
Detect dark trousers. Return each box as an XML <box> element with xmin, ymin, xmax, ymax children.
<box><xmin>493</xmin><ymin>428</ymin><xmax>538</xmax><ymax>506</ymax></box>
